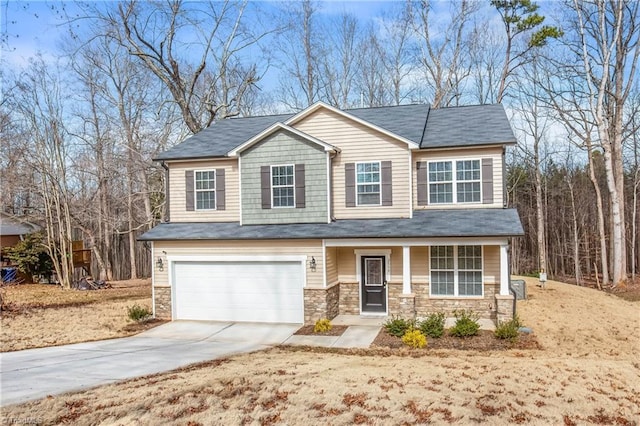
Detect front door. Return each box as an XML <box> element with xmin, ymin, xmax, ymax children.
<box><xmin>361</xmin><ymin>256</ymin><xmax>386</xmax><ymax>313</ymax></box>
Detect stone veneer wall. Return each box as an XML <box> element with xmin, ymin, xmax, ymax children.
<box><xmin>154</xmin><ymin>287</ymin><xmax>172</xmax><ymax>319</ymax></box>
<box><xmin>303</xmin><ymin>284</ymin><xmax>340</xmax><ymax>324</ymax></box>
<box><xmin>414</xmin><ymin>282</ymin><xmax>501</xmax><ymax>319</ymax></box>
<box><xmin>338</xmin><ymin>282</ymin><xmax>359</xmax><ymax>315</ymax></box>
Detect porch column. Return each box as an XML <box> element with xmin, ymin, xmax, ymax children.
<box><xmin>500</xmin><ymin>244</ymin><xmax>509</xmax><ymax>295</ymax></box>
<box><xmin>402</xmin><ymin>245</ymin><xmax>411</xmax><ymax>294</ymax></box>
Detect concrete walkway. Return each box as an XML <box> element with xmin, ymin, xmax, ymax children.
<box><xmin>284</xmin><ymin>325</ymin><xmax>381</xmax><ymax>348</ymax></box>
<box><xmin>0</xmin><ymin>321</ymin><xmax>298</xmax><ymax>406</ymax></box>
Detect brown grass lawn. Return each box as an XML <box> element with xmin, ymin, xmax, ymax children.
<box><xmin>2</xmin><ymin>276</ymin><xmax>640</xmax><ymax>425</ymax></box>
<box><xmin>0</xmin><ymin>279</ymin><xmax>159</xmax><ymax>352</ymax></box>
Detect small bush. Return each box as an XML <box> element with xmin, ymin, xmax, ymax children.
<box><xmin>495</xmin><ymin>316</ymin><xmax>522</xmax><ymax>340</ymax></box>
<box><xmin>313</xmin><ymin>318</ymin><xmax>333</xmax><ymax>333</ymax></box>
<box><xmin>127</xmin><ymin>304</ymin><xmax>152</xmax><ymax>322</ymax></box>
<box><xmin>402</xmin><ymin>329</ymin><xmax>427</xmax><ymax>349</ymax></box>
<box><xmin>449</xmin><ymin>309</ymin><xmax>480</xmax><ymax>337</ymax></box>
<box><xmin>383</xmin><ymin>315</ymin><xmax>415</xmax><ymax>337</ymax></box>
<box><xmin>418</xmin><ymin>312</ymin><xmax>445</xmax><ymax>338</ymax></box>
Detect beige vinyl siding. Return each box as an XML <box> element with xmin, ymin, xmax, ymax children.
<box><xmin>168</xmin><ymin>159</ymin><xmax>239</xmax><ymax>222</ymax></box>
<box><xmin>483</xmin><ymin>245</ymin><xmax>500</xmax><ymax>284</ymax></box>
<box><xmin>153</xmin><ymin>239</ymin><xmax>323</xmax><ymax>288</ymax></box>
<box><xmin>410</xmin><ymin>246</ymin><xmax>429</xmax><ymax>284</ymax></box>
<box><xmin>325</xmin><ymin>246</ymin><xmax>338</xmax><ymax>286</ymax></box>
<box><xmin>293</xmin><ymin>109</ymin><xmax>411</xmax><ymax>219</ymax></box>
<box><xmin>335</xmin><ymin>247</ymin><xmax>403</xmax><ymax>283</ymax></box>
<box><xmin>412</xmin><ymin>147</ymin><xmax>503</xmax><ymax>209</ymax></box>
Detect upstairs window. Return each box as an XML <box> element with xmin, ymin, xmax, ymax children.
<box><xmin>195</xmin><ymin>170</ymin><xmax>216</xmax><ymax>210</ymax></box>
<box><xmin>271</xmin><ymin>165</ymin><xmax>295</xmax><ymax>208</ymax></box>
<box><xmin>356</xmin><ymin>162</ymin><xmax>381</xmax><ymax>205</ymax></box>
<box><xmin>428</xmin><ymin>160</ymin><xmax>481</xmax><ymax>204</ymax></box>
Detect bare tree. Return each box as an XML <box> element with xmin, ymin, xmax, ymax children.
<box><xmin>569</xmin><ymin>0</ymin><xmax>639</xmax><ymax>286</ymax></box>
<box><xmin>276</xmin><ymin>0</ymin><xmax>324</xmax><ymax>109</ymax></box>
<box><xmin>11</xmin><ymin>59</ymin><xmax>75</xmax><ymax>288</ymax></box>
<box><xmin>319</xmin><ymin>13</ymin><xmax>360</xmax><ymax>108</ymax></box>
<box><xmin>410</xmin><ymin>0</ymin><xmax>477</xmax><ymax>108</ymax></box>
<box><xmin>90</xmin><ymin>0</ymin><xmax>266</xmax><ymax>133</ymax></box>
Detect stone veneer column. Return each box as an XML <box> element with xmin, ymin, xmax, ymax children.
<box><xmin>154</xmin><ymin>287</ymin><xmax>172</xmax><ymax>319</ymax></box>
<box><xmin>495</xmin><ymin>294</ymin><xmax>514</xmax><ymax>323</ymax></box>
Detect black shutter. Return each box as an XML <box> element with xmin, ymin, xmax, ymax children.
<box><xmin>381</xmin><ymin>161</ymin><xmax>392</xmax><ymax>206</ymax></box>
<box><xmin>216</xmin><ymin>169</ymin><xmax>225</xmax><ymax>210</ymax></box>
<box><xmin>295</xmin><ymin>164</ymin><xmax>305</xmax><ymax>208</ymax></box>
<box><xmin>185</xmin><ymin>170</ymin><xmax>194</xmax><ymax>211</ymax></box>
<box><xmin>345</xmin><ymin>163</ymin><xmax>356</xmax><ymax>207</ymax></box>
<box><xmin>261</xmin><ymin>166</ymin><xmax>271</xmax><ymax>209</ymax></box>
<box><xmin>482</xmin><ymin>158</ymin><xmax>494</xmax><ymax>204</ymax></box>
<box><xmin>416</xmin><ymin>161</ymin><xmax>428</xmax><ymax>206</ymax></box>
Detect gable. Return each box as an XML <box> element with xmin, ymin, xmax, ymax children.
<box><xmin>287</xmin><ymin>102</ymin><xmax>420</xmax><ymax>149</ymax></box>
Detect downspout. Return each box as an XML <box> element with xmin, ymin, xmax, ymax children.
<box><xmin>507</xmin><ymin>243</ymin><xmax>516</xmax><ymax>318</ymax></box>
<box><xmin>502</xmin><ymin>147</ymin><xmax>507</xmax><ymax>208</ymax></box>
<box><xmin>160</xmin><ymin>161</ymin><xmax>170</xmax><ymax>222</ymax></box>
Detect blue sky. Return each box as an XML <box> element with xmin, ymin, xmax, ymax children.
<box><xmin>1</xmin><ymin>1</ymin><xmax>407</xmax><ymax>67</ymax></box>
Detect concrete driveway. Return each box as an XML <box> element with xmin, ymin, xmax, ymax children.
<box><xmin>0</xmin><ymin>321</ymin><xmax>298</xmax><ymax>406</ymax></box>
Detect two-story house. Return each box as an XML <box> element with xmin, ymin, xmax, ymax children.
<box><xmin>140</xmin><ymin>102</ymin><xmax>523</xmax><ymax>324</ymax></box>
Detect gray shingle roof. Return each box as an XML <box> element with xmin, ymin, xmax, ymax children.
<box><xmin>155</xmin><ymin>113</ymin><xmax>293</xmax><ymax>161</ymax></box>
<box><xmin>154</xmin><ymin>103</ymin><xmax>514</xmax><ymax>161</ymax></box>
<box><xmin>420</xmin><ymin>104</ymin><xmax>516</xmax><ymax>149</ymax></box>
<box><xmin>0</xmin><ymin>214</ymin><xmax>40</xmax><ymax>236</ymax></box>
<box><xmin>346</xmin><ymin>104</ymin><xmax>429</xmax><ymax>144</ymax></box>
<box><xmin>139</xmin><ymin>208</ymin><xmax>523</xmax><ymax>241</ymax></box>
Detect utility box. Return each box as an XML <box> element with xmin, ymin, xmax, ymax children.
<box><xmin>510</xmin><ymin>279</ymin><xmax>527</xmax><ymax>300</ymax></box>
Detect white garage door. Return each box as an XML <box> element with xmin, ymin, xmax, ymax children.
<box><xmin>172</xmin><ymin>259</ymin><xmax>304</xmax><ymax>323</ymax></box>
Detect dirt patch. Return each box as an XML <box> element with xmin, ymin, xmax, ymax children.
<box><xmin>294</xmin><ymin>325</ymin><xmax>348</xmax><ymax>336</ymax></box>
<box><xmin>372</xmin><ymin>328</ymin><xmax>542</xmax><ymax>351</ymax></box>
<box><xmin>0</xmin><ymin>279</ymin><xmax>159</xmax><ymax>352</ymax></box>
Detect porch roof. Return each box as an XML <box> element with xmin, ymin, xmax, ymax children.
<box><xmin>139</xmin><ymin>208</ymin><xmax>523</xmax><ymax>241</ymax></box>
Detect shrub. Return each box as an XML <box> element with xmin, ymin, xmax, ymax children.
<box><xmin>313</xmin><ymin>318</ymin><xmax>332</xmax><ymax>333</ymax></box>
<box><xmin>127</xmin><ymin>304</ymin><xmax>152</xmax><ymax>322</ymax></box>
<box><xmin>383</xmin><ymin>315</ymin><xmax>415</xmax><ymax>337</ymax></box>
<box><xmin>449</xmin><ymin>309</ymin><xmax>480</xmax><ymax>337</ymax></box>
<box><xmin>402</xmin><ymin>329</ymin><xmax>427</xmax><ymax>349</ymax></box>
<box><xmin>495</xmin><ymin>316</ymin><xmax>522</xmax><ymax>340</ymax></box>
<box><xmin>418</xmin><ymin>312</ymin><xmax>445</xmax><ymax>338</ymax></box>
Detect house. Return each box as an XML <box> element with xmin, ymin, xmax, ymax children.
<box><xmin>140</xmin><ymin>102</ymin><xmax>524</xmax><ymax>324</ymax></box>
<box><xmin>0</xmin><ymin>212</ymin><xmax>40</xmax><ymax>267</ymax></box>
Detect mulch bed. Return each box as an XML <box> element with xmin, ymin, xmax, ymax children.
<box><xmin>372</xmin><ymin>329</ymin><xmax>542</xmax><ymax>351</ymax></box>
<box><xmin>294</xmin><ymin>325</ymin><xmax>348</xmax><ymax>336</ymax></box>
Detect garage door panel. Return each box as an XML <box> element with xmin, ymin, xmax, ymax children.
<box><xmin>173</xmin><ymin>260</ymin><xmax>304</xmax><ymax>323</ymax></box>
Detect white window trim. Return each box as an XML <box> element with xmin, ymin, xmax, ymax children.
<box><xmin>427</xmin><ymin>159</ymin><xmax>482</xmax><ymax>205</ymax></box>
<box><xmin>271</xmin><ymin>164</ymin><xmax>295</xmax><ymax>209</ymax></box>
<box><xmin>194</xmin><ymin>169</ymin><xmax>216</xmax><ymax>211</ymax></box>
<box><xmin>429</xmin><ymin>245</ymin><xmax>484</xmax><ymax>298</ymax></box>
<box><xmin>355</xmin><ymin>161</ymin><xmax>382</xmax><ymax>207</ymax></box>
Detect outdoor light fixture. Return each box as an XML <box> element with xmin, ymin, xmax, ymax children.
<box><xmin>310</xmin><ymin>256</ymin><xmax>317</xmax><ymax>272</ymax></box>
<box><xmin>156</xmin><ymin>257</ymin><xmax>164</xmax><ymax>272</ymax></box>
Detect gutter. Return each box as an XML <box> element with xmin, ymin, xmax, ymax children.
<box><xmin>160</xmin><ymin>161</ymin><xmax>170</xmax><ymax>222</ymax></box>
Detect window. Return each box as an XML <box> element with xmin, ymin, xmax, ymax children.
<box><xmin>272</xmin><ymin>165</ymin><xmax>295</xmax><ymax>207</ymax></box>
<box><xmin>428</xmin><ymin>160</ymin><xmax>481</xmax><ymax>204</ymax></box>
<box><xmin>195</xmin><ymin>170</ymin><xmax>216</xmax><ymax>210</ymax></box>
<box><xmin>430</xmin><ymin>245</ymin><xmax>482</xmax><ymax>296</ymax></box>
<box><xmin>356</xmin><ymin>162</ymin><xmax>380</xmax><ymax>205</ymax></box>
<box><xmin>428</xmin><ymin>162</ymin><xmax>453</xmax><ymax>203</ymax></box>
<box><xmin>456</xmin><ymin>160</ymin><xmax>481</xmax><ymax>202</ymax></box>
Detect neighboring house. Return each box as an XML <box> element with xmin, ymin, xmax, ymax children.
<box><xmin>140</xmin><ymin>102</ymin><xmax>524</xmax><ymax>324</ymax></box>
<box><xmin>0</xmin><ymin>212</ymin><xmax>40</xmax><ymax>267</ymax></box>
